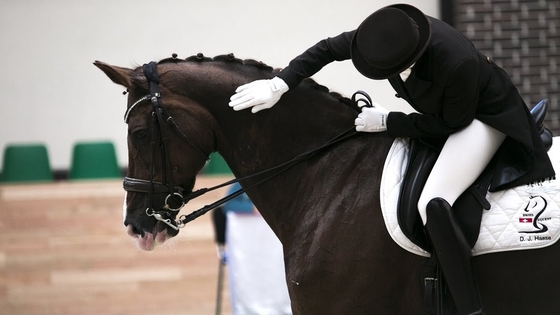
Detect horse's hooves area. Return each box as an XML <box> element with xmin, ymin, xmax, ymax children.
<box><xmin>0</xmin><ymin>176</ymin><xmax>233</xmax><ymax>315</ymax></box>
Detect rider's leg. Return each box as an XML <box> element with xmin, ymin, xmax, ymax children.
<box><xmin>418</xmin><ymin>119</ymin><xmax>506</xmax><ymax>315</ymax></box>
<box><xmin>425</xmin><ymin>198</ymin><xmax>484</xmax><ymax>315</ymax></box>
<box><xmin>417</xmin><ymin>119</ymin><xmax>506</xmax><ymax>223</ymax></box>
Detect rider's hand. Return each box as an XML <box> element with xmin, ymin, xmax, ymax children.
<box><xmin>354</xmin><ymin>103</ymin><xmax>389</xmax><ymax>132</ymax></box>
<box><xmin>229</xmin><ymin>77</ymin><xmax>289</xmax><ymax>113</ymax></box>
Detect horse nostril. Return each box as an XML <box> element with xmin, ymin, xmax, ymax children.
<box><xmin>124</xmin><ymin>219</ymin><xmax>145</xmax><ymax>238</ymax></box>
<box><xmin>132</xmin><ymin>225</ymin><xmax>145</xmax><ymax>237</ymax></box>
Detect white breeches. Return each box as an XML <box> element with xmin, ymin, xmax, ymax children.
<box><xmin>417</xmin><ymin>119</ymin><xmax>506</xmax><ymax>224</ymax></box>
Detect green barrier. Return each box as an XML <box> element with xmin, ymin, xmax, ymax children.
<box><xmin>204</xmin><ymin>152</ymin><xmax>232</xmax><ymax>175</ymax></box>
<box><xmin>0</xmin><ymin>144</ymin><xmax>53</xmax><ymax>183</ymax></box>
<box><xmin>69</xmin><ymin>141</ymin><xmax>121</xmax><ymax>180</ymax></box>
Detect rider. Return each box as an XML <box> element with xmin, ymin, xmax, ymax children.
<box><xmin>228</xmin><ymin>4</ymin><xmax>555</xmax><ymax>315</ymax></box>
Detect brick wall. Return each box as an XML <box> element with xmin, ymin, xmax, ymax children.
<box><xmin>450</xmin><ymin>0</ymin><xmax>560</xmax><ymax>134</ymax></box>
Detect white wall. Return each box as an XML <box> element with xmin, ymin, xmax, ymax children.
<box><xmin>0</xmin><ymin>0</ymin><xmax>438</xmax><ymax>170</ymax></box>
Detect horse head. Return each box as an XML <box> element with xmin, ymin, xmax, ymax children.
<box><xmin>94</xmin><ymin>57</ymin><xmax>223</xmax><ymax>250</ymax></box>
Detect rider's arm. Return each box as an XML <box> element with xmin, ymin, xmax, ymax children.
<box><xmin>277</xmin><ymin>30</ymin><xmax>355</xmax><ymax>88</ymax></box>
<box><xmin>229</xmin><ymin>31</ymin><xmax>355</xmax><ymax>113</ymax></box>
<box><xmin>386</xmin><ymin>58</ymin><xmax>480</xmax><ymax>139</ymax></box>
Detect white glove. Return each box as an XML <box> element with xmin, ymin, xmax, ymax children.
<box><xmin>354</xmin><ymin>103</ymin><xmax>389</xmax><ymax>132</ymax></box>
<box><xmin>229</xmin><ymin>77</ymin><xmax>289</xmax><ymax>113</ymax></box>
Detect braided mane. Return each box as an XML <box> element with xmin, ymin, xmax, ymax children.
<box><xmin>155</xmin><ymin>53</ymin><xmax>357</xmax><ymax>108</ymax></box>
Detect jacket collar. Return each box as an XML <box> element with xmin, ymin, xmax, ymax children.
<box><xmin>402</xmin><ymin>47</ymin><xmax>432</xmax><ymax>98</ymax></box>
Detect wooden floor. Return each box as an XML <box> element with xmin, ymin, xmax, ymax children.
<box><xmin>0</xmin><ymin>176</ymin><xmax>234</xmax><ymax>315</ymax></box>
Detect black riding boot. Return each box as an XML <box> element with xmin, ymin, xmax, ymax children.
<box><xmin>425</xmin><ymin>198</ymin><xmax>484</xmax><ymax>315</ymax></box>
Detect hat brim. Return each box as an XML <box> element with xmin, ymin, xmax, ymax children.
<box><xmin>351</xmin><ymin>4</ymin><xmax>431</xmax><ymax>80</ymax></box>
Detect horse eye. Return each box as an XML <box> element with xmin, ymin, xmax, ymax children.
<box><xmin>135</xmin><ymin>130</ymin><xmax>147</xmax><ymax>140</ymax></box>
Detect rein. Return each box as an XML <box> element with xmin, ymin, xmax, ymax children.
<box><xmin>175</xmin><ymin>124</ymin><xmax>359</xmax><ymax>227</ymax></box>
<box><xmin>124</xmin><ymin>61</ymin><xmax>370</xmax><ymax>231</ymax></box>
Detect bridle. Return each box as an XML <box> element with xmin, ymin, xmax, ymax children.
<box><xmin>123</xmin><ymin>61</ymin><xmax>369</xmax><ymax>231</ymax></box>
<box><xmin>123</xmin><ymin>61</ymin><xmax>211</xmax><ymax>230</ymax></box>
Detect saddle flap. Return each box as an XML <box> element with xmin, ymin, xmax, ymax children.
<box><xmin>396</xmin><ymin>140</ymin><xmax>490</xmax><ymax>251</ymax></box>
<box><xmin>396</xmin><ymin>140</ymin><xmax>438</xmax><ymax>252</ymax></box>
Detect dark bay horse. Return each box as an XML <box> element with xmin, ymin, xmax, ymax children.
<box><xmin>94</xmin><ymin>54</ymin><xmax>560</xmax><ymax>315</ymax></box>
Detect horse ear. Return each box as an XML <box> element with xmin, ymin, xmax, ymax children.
<box><xmin>93</xmin><ymin>61</ymin><xmax>134</xmax><ymax>89</ymax></box>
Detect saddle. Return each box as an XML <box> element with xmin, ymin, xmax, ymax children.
<box><xmin>397</xmin><ymin>99</ymin><xmax>553</xmax><ymax>252</ymax></box>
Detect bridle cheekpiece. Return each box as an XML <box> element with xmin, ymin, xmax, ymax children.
<box><xmin>123</xmin><ymin>61</ymin><xmax>208</xmax><ymax>230</ymax></box>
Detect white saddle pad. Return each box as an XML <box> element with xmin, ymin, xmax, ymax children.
<box><xmin>380</xmin><ymin>137</ymin><xmax>560</xmax><ymax>257</ymax></box>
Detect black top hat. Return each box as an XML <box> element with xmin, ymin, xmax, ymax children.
<box><xmin>351</xmin><ymin>4</ymin><xmax>431</xmax><ymax>80</ymax></box>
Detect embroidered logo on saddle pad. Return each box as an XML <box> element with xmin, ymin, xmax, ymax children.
<box><xmin>380</xmin><ymin>138</ymin><xmax>560</xmax><ymax>257</ymax></box>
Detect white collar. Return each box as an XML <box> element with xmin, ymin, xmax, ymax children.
<box><xmin>399</xmin><ymin>62</ymin><xmax>416</xmax><ymax>82</ymax></box>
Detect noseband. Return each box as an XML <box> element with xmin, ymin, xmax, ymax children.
<box><xmin>123</xmin><ymin>61</ymin><xmax>209</xmax><ymax>230</ymax></box>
